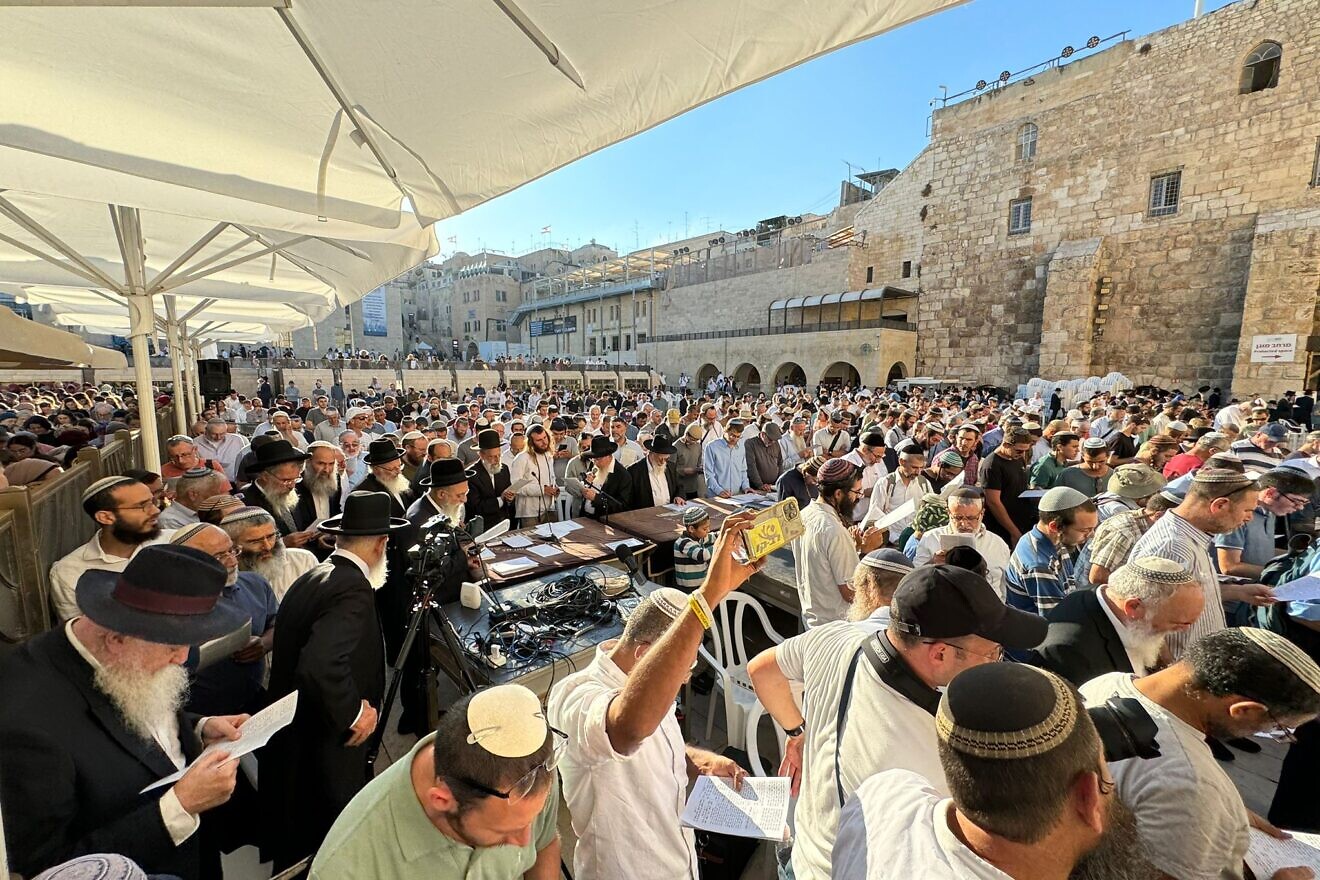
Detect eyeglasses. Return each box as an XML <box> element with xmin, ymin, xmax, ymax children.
<box><xmin>210</xmin><ymin>547</ymin><xmax>240</xmax><ymax>563</ymax></box>
<box><xmin>949</xmin><ymin>514</ymin><xmax>982</xmax><ymax>524</ymax></box>
<box><xmin>113</xmin><ymin>499</ymin><xmax>160</xmax><ymax>513</ymax></box>
<box><xmin>1282</xmin><ymin>493</ymin><xmax>1311</xmax><ymax>508</ymax></box>
<box><xmin>1097</xmin><ymin>772</ymin><xmax>1117</xmax><ymax>797</ymax></box>
<box><xmin>1268</xmin><ymin>710</ymin><xmax>1299</xmax><ymax>744</ymax></box>
<box><xmin>449</xmin><ymin>727</ymin><xmax>568</xmax><ymax>802</ymax></box>
<box><xmin>243</xmin><ymin>531</ymin><xmax>281</xmax><ymax>548</ymax></box>
<box><xmin>922</xmin><ymin>639</ymin><xmax>1003</xmax><ymax>662</ymax></box>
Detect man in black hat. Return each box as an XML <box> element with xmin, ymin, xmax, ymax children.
<box><xmin>748</xmin><ymin>565</ymin><xmax>1047</xmax><ymax>880</ymax></box>
<box><xmin>466</xmin><ymin>428</ymin><xmax>514</xmax><ymax>528</ymax></box>
<box><xmin>579</xmin><ymin>433</ymin><xmax>632</xmax><ymax>520</ymax></box>
<box><xmin>262</xmin><ymin>491</ymin><xmax>407</xmax><ymax>870</ymax></box>
<box><xmin>239</xmin><ymin>439</ymin><xmax>320</xmax><ymax>552</ymax></box>
<box><xmin>627</xmin><ymin>433</ymin><xmax>683</xmax><ymax>510</ymax></box>
<box><xmin>0</xmin><ymin>545</ymin><xmax>250</xmax><ymax>880</ymax></box>
<box><xmin>834</xmin><ymin>664</ymin><xmax>1144</xmax><ymax>880</ymax></box>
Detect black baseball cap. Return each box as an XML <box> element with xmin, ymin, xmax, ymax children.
<box><xmin>891</xmin><ymin>565</ymin><xmax>1047</xmax><ymax>649</ymax></box>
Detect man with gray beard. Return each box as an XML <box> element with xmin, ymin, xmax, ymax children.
<box><xmin>834</xmin><ymin>663</ymin><xmax>1154</xmax><ymax>880</ymax></box>
<box><xmin>221</xmin><ymin>507</ymin><xmax>318</xmax><ymax>602</ymax></box>
<box><xmin>0</xmin><ymin>544</ymin><xmax>249</xmax><ymax>880</ymax></box>
<box><xmin>295</xmin><ymin>441</ymin><xmax>343</xmax><ymax>559</ymax></box>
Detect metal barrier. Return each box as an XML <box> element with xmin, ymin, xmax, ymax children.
<box><xmin>0</xmin><ymin>426</ymin><xmax>146</xmax><ymax>645</ymax></box>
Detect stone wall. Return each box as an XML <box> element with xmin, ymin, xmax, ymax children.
<box><xmin>852</xmin><ymin>0</ymin><xmax>1320</xmax><ymax>391</ymax></box>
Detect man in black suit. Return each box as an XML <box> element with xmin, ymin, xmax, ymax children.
<box><xmin>627</xmin><ymin>433</ymin><xmax>683</xmax><ymax>510</ymax></box>
<box><xmin>0</xmin><ymin>545</ymin><xmax>249</xmax><ymax>880</ymax></box>
<box><xmin>580</xmin><ymin>434</ymin><xmax>633</xmax><ymax>520</ymax></box>
<box><xmin>1031</xmin><ymin>556</ymin><xmax>1202</xmax><ymax>686</ymax></box>
<box><xmin>261</xmin><ymin>491</ymin><xmax>406</xmax><ymax>870</ymax></box>
<box><xmin>239</xmin><ymin>439</ymin><xmax>321</xmax><ymax>555</ymax></box>
<box><xmin>465</xmin><ymin>428</ymin><xmax>514</xmax><ymax>528</ymax></box>
<box><xmin>293</xmin><ymin>441</ymin><xmax>344</xmax><ymax>560</ymax></box>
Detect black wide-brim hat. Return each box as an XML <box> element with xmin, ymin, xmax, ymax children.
<box><xmin>586</xmin><ymin>435</ymin><xmax>618</xmax><ymax>458</ymax></box>
<box><xmin>250</xmin><ymin>438</ymin><xmax>310</xmax><ymax>471</ymax></box>
<box><xmin>76</xmin><ymin>545</ymin><xmax>248</xmax><ymax>646</ymax></box>
<box><xmin>477</xmin><ymin>429</ymin><xmax>502</xmax><ymax>450</ymax></box>
<box><xmin>363</xmin><ymin>438</ymin><xmax>405</xmax><ymax>465</ymax></box>
<box><xmin>319</xmin><ymin>490</ymin><xmax>410</xmax><ymax>535</ymax></box>
<box><xmin>419</xmin><ymin>457</ymin><xmax>467</xmax><ymax>488</ymax></box>
<box><xmin>643</xmin><ymin>434</ymin><xmax>677</xmax><ymax>455</ymax></box>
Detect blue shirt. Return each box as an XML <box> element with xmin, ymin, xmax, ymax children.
<box><xmin>1214</xmin><ymin>506</ymin><xmax>1278</xmax><ymax>569</ymax></box>
<box><xmin>186</xmin><ymin>571</ymin><xmax>278</xmax><ymax>716</ymax></box>
<box><xmin>703</xmin><ymin>438</ymin><xmax>749</xmax><ymax>497</ymax></box>
<box><xmin>1005</xmin><ymin>527</ymin><xmax>1078</xmax><ymax>618</ymax></box>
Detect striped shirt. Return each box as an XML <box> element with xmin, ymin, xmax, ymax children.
<box><xmin>673</xmin><ymin>534</ymin><xmax>715</xmax><ymax>590</ymax></box>
<box><xmin>1006</xmin><ymin>527</ymin><xmax>1080</xmax><ymax>618</ymax></box>
<box><xmin>1229</xmin><ymin>438</ymin><xmax>1284</xmax><ymax>475</ymax></box>
<box><xmin>1129</xmin><ymin>511</ymin><xmax>1226</xmax><ymax>658</ymax></box>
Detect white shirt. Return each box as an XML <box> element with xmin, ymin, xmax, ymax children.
<box><xmin>646</xmin><ymin>458</ymin><xmax>673</xmax><ymax>507</ymax></box>
<box><xmin>777</xmin><ymin>622</ymin><xmax>946</xmax><ymax>880</ymax></box>
<box><xmin>510</xmin><ymin>449</ymin><xmax>556</xmax><ymax>520</ymax></box>
<box><xmin>264</xmin><ymin>547</ymin><xmax>319</xmax><ymax>602</ymax></box>
<box><xmin>842</xmin><ymin>450</ymin><xmax>887</xmax><ymax>524</ymax></box>
<box><xmin>49</xmin><ymin>530</ymin><xmax>175</xmax><ymax>622</ymax></box>
<box><xmin>614</xmin><ymin>439</ymin><xmax>646</xmax><ymax>468</ymax></box>
<box><xmin>547</xmin><ymin>644</ymin><xmax>698</xmax><ymax>880</ymax></box>
<box><xmin>913</xmin><ymin>526</ymin><xmax>1011</xmax><ymax>599</ymax></box>
<box><xmin>813</xmin><ymin>427</ymin><xmax>849</xmax><ymax>457</ymax></box>
<box><xmin>833</xmin><ymin>770</ymin><xmax>1011</xmax><ymax>880</ymax></box>
<box><xmin>65</xmin><ymin>620</ymin><xmax>200</xmax><ymax>847</ymax></box>
<box><xmin>1079</xmin><ymin>673</ymin><xmax>1249</xmax><ymax>880</ymax></box>
<box><xmin>193</xmin><ymin>433</ymin><xmax>249</xmax><ymax>481</ymax></box>
<box><xmin>793</xmin><ymin>500</ymin><xmax>861</xmax><ymax>628</ymax></box>
<box><xmin>865</xmin><ymin>471</ymin><xmax>930</xmax><ymax>531</ymax></box>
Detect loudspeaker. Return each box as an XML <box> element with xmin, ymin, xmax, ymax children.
<box><xmin>197</xmin><ymin>359</ymin><xmax>232</xmax><ymax>399</ymax></box>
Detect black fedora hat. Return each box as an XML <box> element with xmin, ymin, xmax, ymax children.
<box><xmin>419</xmin><ymin>457</ymin><xmax>467</xmax><ymax>489</ymax></box>
<box><xmin>249</xmin><ymin>438</ymin><xmax>310</xmax><ymax>471</ymax></box>
<box><xmin>643</xmin><ymin>434</ymin><xmax>677</xmax><ymax>455</ymax></box>
<box><xmin>363</xmin><ymin>438</ymin><xmax>405</xmax><ymax>465</ymax></box>
<box><xmin>319</xmin><ymin>491</ymin><xmax>410</xmax><ymax>535</ymax></box>
<box><xmin>477</xmin><ymin>429</ymin><xmax>502</xmax><ymax>450</ymax></box>
<box><xmin>585</xmin><ymin>434</ymin><xmax>618</xmax><ymax>459</ymax></box>
<box><xmin>76</xmin><ymin>545</ymin><xmax>248</xmax><ymax>645</ymax></box>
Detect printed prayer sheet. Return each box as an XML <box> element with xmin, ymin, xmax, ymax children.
<box><xmin>1246</xmin><ymin>829</ymin><xmax>1320</xmax><ymax>878</ymax></box>
<box><xmin>681</xmin><ymin>775</ymin><xmax>791</xmax><ymax>841</ymax></box>
<box><xmin>142</xmin><ymin>691</ymin><xmax>299</xmax><ymax>792</ymax></box>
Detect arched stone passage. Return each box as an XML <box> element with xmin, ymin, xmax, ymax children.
<box><xmin>732</xmin><ymin>362</ymin><xmax>761</xmax><ymax>388</ymax></box>
<box><xmin>820</xmin><ymin>361</ymin><xmax>861</xmax><ymax>388</ymax></box>
<box><xmin>886</xmin><ymin>361</ymin><xmax>909</xmax><ymax>385</ymax></box>
<box><xmin>696</xmin><ymin>363</ymin><xmax>720</xmax><ymax>389</ymax></box>
<box><xmin>772</xmin><ymin>361</ymin><xmax>807</xmax><ymax>388</ymax></box>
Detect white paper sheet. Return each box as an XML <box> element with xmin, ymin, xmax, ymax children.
<box><xmin>605</xmin><ymin>538</ymin><xmax>644</xmax><ymax>552</ymax></box>
<box><xmin>730</xmin><ymin>492</ymin><xmax>767</xmax><ymax>504</ymax></box>
<box><xmin>527</xmin><ymin>544</ymin><xmax>564</xmax><ymax>559</ymax></box>
<box><xmin>681</xmin><ymin>775</ymin><xmax>791</xmax><ymax>841</ymax></box>
<box><xmin>502</xmin><ymin>534</ymin><xmax>534</xmax><ymax>549</ymax></box>
<box><xmin>509</xmin><ymin>474</ymin><xmax>538</xmax><ymax>493</ymax></box>
<box><xmin>1272</xmin><ymin>574</ymin><xmax>1320</xmax><ymax>603</ymax></box>
<box><xmin>1018</xmin><ymin>489</ymin><xmax>1047</xmax><ymax>499</ymax></box>
<box><xmin>662</xmin><ymin>503</ymin><xmax>687</xmax><ymax>512</ymax></box>
<box><xmin>479</xmin><ymin>548</ymin><xmax>496</xmax><ymax>561</ymax></box>
<box><xmin>938</xmin><ymin>532</ymin><xmax>975</xmax><ymax>550</ymax></box>
<box><xmin>197</xmin><ymin>621</ymin><xmax>252</xmax><ymax>670</ymax></box>
<box><xmin>871</xmin><ymin>499</ymin><xmax>915</xmax><ymax>531</ymax></box>
<box><xmin>534</xmin><ymin>520</ymin><xmax>583</xmax><ymax>539</ymax></box>
<box><xmin>1246</xmin><ymin>828</ymin><xmax>1320</xmax><ymax>878</ymax></box>
<box><xmin>938</xmin><ymin>472</ymin><xmax>966</xmax><ymax>499</ymax></box>
<box><xmin>142</xmin><ymin>691</ymin><xmax>299</xmax><ymax>792</ymax></box>
<box><xmin>491</xmin><ymin>556</ymin><xmax>537</xmax><ymax>576</ymax></box>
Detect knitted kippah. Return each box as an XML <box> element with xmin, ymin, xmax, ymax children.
<box><xmin>1241</xmin><ymin>629</ymin><xmax>1320</xmax><ymax>695</ymax></box>
<box><xmin>936</xmin><ymin>664</ymin><xmax>1078</xmax><ymax>759</ymax></box>
<box><xmin>1192</xmin><ymin>467</ymin><xmax>1257</xmax><ymax>488</ymax></box>
<box><xmin>936</xmin><ymin>449</ymin><xmax>964</xmax><ymax>468</ymax></box>
<box><xmin>195</xmin><ymin>494</ymin><xmax>240</xmax><ymax>512</ymax></box>
<box><xmin>649</xmin><ymin>587</ymin><xmax>688</xmax><ymax>620</ymax></box>
<box><xmin>818</xmin><ymin>458</ymin><xmax>856</xmax><ymax>484</ymax></box>
<box><xmin>219</xmin><ymin>506</ymin><xmax>273</xmax><ymax>526</ymax></box>
<box><xmin>81</xmin><ymin>475</ymin><xmax>136</xmax><ymax>503</ymax></box>
<box><xmin>682</xmin><ymin>506</ymin><xmax>710</xmax><ymax>526</ymax></box>
<box><xmin>859</xmin><ymin>548</ymin><xmax>914</xmax><ymax>575</ymax></box>
<box><xmin>168</xmin><ymin>523</ymin><xmax>210</xmax><ymax>545</ymax></box>
<box><xmin>1124</xmin><ymin>556</ymin><xmax>1193</xmax><ymax>584</ymax></box>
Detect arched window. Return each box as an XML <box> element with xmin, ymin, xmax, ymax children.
<box><xmin>1241</xmin><ymin>42</ymin><xmax>1282</xmax><ymax>93</ymax></box>
<box><xmin>1016</xmin><ymin>123</ymin><xmax>1038</xmax><ymax>162</ymax></box>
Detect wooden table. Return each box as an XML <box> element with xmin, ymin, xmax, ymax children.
<box><xmin>479</xmin><ymin>516</ymin><xmax>653</xmax><ymax>583</ymax></box>
<box><xmin>604</xmin><ymin>499</ymin><xmax>736</xmax><ymax>579</ymax></box>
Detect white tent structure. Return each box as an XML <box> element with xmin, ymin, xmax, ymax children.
<box><xmin>0</xmin><ymin>304</ymin><xmax>126</xmax><ymax>370</ymax></box>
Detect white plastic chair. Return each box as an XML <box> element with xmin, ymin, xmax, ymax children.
<box><xmin>698</xmin><ymin>592</ymin><xmax>787</xmax><ymax>749</ymax></box>
<box><xmin>554</xmin><ymin>492</ymin><xmax>572</xmax><ymax>522</ymax></box>
<box><xmin>744</xmin><ymin>699</ymin><xmax>788</xmax><ymax>777</ymax></box>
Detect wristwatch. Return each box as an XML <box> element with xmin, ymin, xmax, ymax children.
<box><xmin>783</xmin><ymin>723</ymin><xmax>806</xmax><ymax>738</ymax></box>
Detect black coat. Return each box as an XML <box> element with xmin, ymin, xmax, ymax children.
<box><xmin>292</xmin><ymin>480</ymin><xmax>343</xmax><ymax>560</ymax></box>
<box><xmin>240</xmin><ymin>481</ymin><xmax>302</xmax><ymax>535</ymax></box>
<box><xmin>627</xmin><ymin>457</ymin><xmax>679</xmax><ymax>509</ymax></box>
<box><xmin>353</xmin><ymin>474</ymin><xmax>417</xmax><ymax>662</ymax></box>
<box><xmin>1029</xmin><ymin>589</ymin><xmax>1134</xmax><ymax>687</ymax></box>
<box><xmin>466</xmin><ymin>461</ymin><xmax>513</xmax><ymax>527</ymax></box>
<box><xmin>261</xmin><ymin>556</ymin><xmax>385</xmax><ymax>869</ymax></box>
<box><xmin>0</xmin><ymin>628</ymin><xmax>206</xmax><ymax>879</ymax></box>
<box><xmin>585</xmin><ymin>461</ymin><xmax>633</xmax><ymax>520</ymax></box>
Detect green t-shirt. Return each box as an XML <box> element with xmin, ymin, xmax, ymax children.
<box><xmin>1029</xmin><ymin>455</ymin><xmax>1066</xmax><ymax>489</ymax></box>
<box><xmin>311</xmin><ymin>734</ymin><xmax>559</xmax><ymax>880</ymax></box>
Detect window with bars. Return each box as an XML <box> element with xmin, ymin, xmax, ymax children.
<box><xmin>1149</xmin><ymin>171</ymin><xmax>1181</xmax><ymax>217</ymax></box>
<box><xmin>1008</xmin><ymin>197</ymin><xmax>1033</xmax><ymax>235</ymax></box>
<box><xmin>1016</xmin><ymin>123</ymin><xmax>1038</xmax><ymax>162</ymax></box>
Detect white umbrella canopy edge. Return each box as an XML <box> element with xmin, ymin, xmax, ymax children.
<box><xmin>0</xmin><ymin>304</ymin><xmax>99</xmax><ymax>369</ymax></box>
<box><xmin>0</xmin><ymin>0</ymin><xmax>968</xmax><ymax>226</ymax></box>
<box><xmin>14</xmin><ymin>285</ymin><xmax>320</xmax><ymax>335</ymax></box>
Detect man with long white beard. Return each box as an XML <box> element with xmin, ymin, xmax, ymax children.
<box><xmin>222</xmin><ymin>507</ymin><xmax>318</xmax><ymax>601</ymax></box>
<box><xmin>1032</xmin><ymin>557</ymin><xmax>1203</xmax><ymax>687</ymax></box>
<box><xmin>262</xmin><ymin>491</ymin><xmax>404</xmax><ymax>871</ymax></box>
<box><xmin>0</xmin><ymin>544</ymin><xmax>249</xmax><ymax>880</ymax></box>
<box><xmin>239</xmin><ymin>440</ymin><xmax>320</xmax><ymax>555</ymax></box>
<box><xmin>295</xmin><ymin>441</ymin><xmax>343</xmax><ymax>559</ymax></box>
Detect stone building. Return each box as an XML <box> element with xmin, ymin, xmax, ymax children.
<box><xmin>854</xmin><ymin>0</ymin><xmax>1320</xmax><ymax>396</ymax></box>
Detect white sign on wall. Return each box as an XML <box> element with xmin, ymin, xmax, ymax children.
<box><xmin>1250</xmin><ymin>334</ymin><xmax>1297</xmax><ymax>363</ymax></box>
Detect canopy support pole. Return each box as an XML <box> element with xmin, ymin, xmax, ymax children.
<box><xmin>162</xmin><ymin>296</ymin><xmax>188</xmax><ymax>435</ymax></box>
<box><xmin>190</xmin><ymin>339</ymin><xmax>205</xmax><ymax>417</ymax></box>
<box><xmin>111</xmin><ymin>205</ymin><xmax>161</xmax><ymax>471</ymax></box>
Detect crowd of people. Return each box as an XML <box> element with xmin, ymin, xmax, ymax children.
<box><xmin>3</xmin><ymin>374</ymin><xmax>1320</xmax><ymax>880</ymax></box>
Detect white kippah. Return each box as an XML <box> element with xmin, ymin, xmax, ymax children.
<box><xmin>306</xmin><ymin>440</ymin><xmax>338</xmax><ymax>452</ymax></box>
<box><xmin>465</xmin><ymin>685</ymin><xmax>549</xmax><ymax>758</ymax></box>
<box><xmin>82</xmin><ymin>475</ymin><xmax>136</xmax><ymax>503</ymax></box>
<box><xmin>1241</xmin><ymin>629</ymin><xmax>1320</xmax><ymax>695</ymax></box>
<box><xmin>168</xmin><ymin>523</ymin><xmax>211</xmax><ymax>545</ymax></box>
<box><xmin>649</xmin><ymin>587</ymin><xmax>688</xmax><ymax>620</ymax></box>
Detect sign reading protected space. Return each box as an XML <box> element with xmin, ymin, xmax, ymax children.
<box><xmin>1251</xmin><ymin>334</ymin><xmax>1297</xmax><ymax>363</ymax></box>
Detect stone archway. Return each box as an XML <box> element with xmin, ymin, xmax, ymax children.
<box><xmin>773</xmin><ymin>361</ymin><xmax>807</xmax><ymax>388</ymax></box>
<box><xmin>821</xmin><ymin>361</ymin><xmax>861</xmax><ymax>388</ymax></box>
<box><xmin>732</xmin><ymin>362</ymin><xmax>762</xmax><ymax>389</ymax></box>
<box><xmin>886</xmin><ymin>361</ymin><xmax>909</xmax><ymax>386</ymax></box>
<box><xmin>696</xmin><ymin>363</ymin><xmax>720</xmax><ymax>389</ymax></box>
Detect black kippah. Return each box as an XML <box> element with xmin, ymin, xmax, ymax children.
<box><xmin>937</xmin><ymin>664</ymin><xmax>1076</xmax><ymax>759</ymax></box>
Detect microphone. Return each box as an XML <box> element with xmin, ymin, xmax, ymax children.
<box><xmin>615</xmin><ymin>544</ymin><xmax>643</xmax><ymax>588</ymax></box>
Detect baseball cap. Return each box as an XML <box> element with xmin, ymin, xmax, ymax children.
<box><xmin>890</xmin><ymin>565</ymin><xmax>1047</xmax><ymax>649</ymax></box>
<box><xmin>1261</xmin><ymin>423</ymin><xmax>1290</xmax><ymax>442</ymax></box>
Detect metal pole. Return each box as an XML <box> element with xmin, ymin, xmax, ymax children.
<box><xmin>162</xmin><ymin>297</ymin><xmax>187</xmax><ymax>435</ymax></box>
<box><xmin>113</xmin><ymin>205</ymin><xmax>162</xmax><ymax>471</ymax></box>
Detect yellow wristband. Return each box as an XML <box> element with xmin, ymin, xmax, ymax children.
<box><xmin>688</xmin><ymin>594</ymin><xmax>712</xmax><ymax>629</ymax></box>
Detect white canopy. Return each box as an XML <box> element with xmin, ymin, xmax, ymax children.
<box><xmin>0</xmin><ymin>0</ymin><xmax>967</xmax><ymax>228</ymax></box>
<box><xmin>14</xmin><ymin>286</ymin><xmax>313</xmax><ymax>336</ymax></box>
<box><xmin>0</xmin><ymin>305</ymin><xmax>124</xmax><ymax>369</ymax></box>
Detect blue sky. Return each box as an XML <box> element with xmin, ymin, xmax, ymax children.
<box><xmin>433</xmin><ymin>0</ymin><xmax>1237</xmax><ymax>259</ymax></box>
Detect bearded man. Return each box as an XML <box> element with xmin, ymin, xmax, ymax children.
<box><xmin>239</xmin><ymin>440</ymin><xmax>319</xmax><ymax>554</ymax></box>
<box><xmin>50</xmin><ymin>475</ymin><xmax>174</xmax><ymax>622</ymax></box>
<box><xmin>220</xmin><ymin>507</ymin><xmax>318</xmax><ymax>602</ymax></box>
<box><xmin>294</xmin><ymin>441</ymin><xmax>343</xmax><ymax>559</ymax></box>
<box><xmin>793</xmin><ymin>458</ymin><xmax>884</xmax><ymax>629</ymax></box>
<box><xmin>0</xmin><ymin>545</ymin><xmax>250</xmax><ymax>879</ymax></box>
